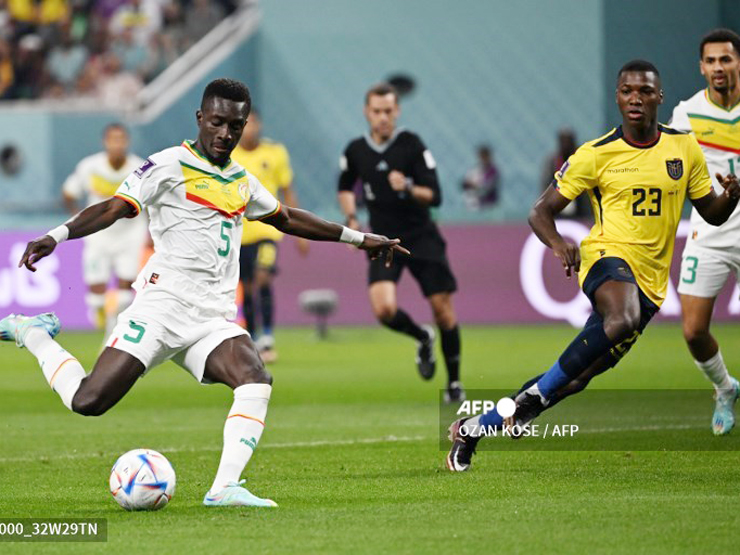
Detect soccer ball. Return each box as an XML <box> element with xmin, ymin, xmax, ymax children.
<box><xmin>109</xmin><ymin>449</ymin><xmax>176</xmax><ymax>511</ymax></box>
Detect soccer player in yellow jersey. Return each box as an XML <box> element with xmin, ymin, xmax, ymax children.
<box><xmin>231</xmin><ymin>110</ymin><xmax>308</xmax><ymax>362</ymax></box>
<box><xmin>446</xmin><ymin>60</ymin><xmax>740</xmax><ymax>472</ymax></box>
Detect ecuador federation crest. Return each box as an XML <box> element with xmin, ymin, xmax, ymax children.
<box><xmin>665</xmin><ymin>158</ymin><xmax>683</xmax><ymax>180</ymax></box>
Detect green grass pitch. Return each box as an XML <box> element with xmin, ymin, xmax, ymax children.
<box><xmin>1</xmin><ymin>324</ymin><xmax>740</xmax><ymax>554</ymax></box>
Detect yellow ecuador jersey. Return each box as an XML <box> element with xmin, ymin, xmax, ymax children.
<box><xmin>554</xmin><ymin>124</ymin><xmax>713</xmax><ymax>306</ymax></box>
<box><xmin>231</xmin><ymin>140</ymin><xmax>294</xmax><ymax>245</ymax></box>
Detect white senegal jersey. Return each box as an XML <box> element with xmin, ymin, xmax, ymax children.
<box><xmin>114</xmin><ymin>140</ymin><xmax>281</xmax><ymax>320</ymax></box>
<box><xmin>62</xmin><ymin>152</ymin><xmax>147</xmax><ymax>247</ymax></box>
<box><xmin>671</xmin><ymin>89</ymin><xmax>740</xmax><ymax>253</ymax></box>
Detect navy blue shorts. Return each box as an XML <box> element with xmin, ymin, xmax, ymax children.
<box><xmin>581</xmin><ymin>257</ymin><xmax>660</xmax><ymax>366</ymax></box>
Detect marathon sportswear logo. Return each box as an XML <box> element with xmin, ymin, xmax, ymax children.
<box><xmin>134</xmin><ymin>158</ymin><xmax>156</xmax><ymax>178</ymax></box>
<box><xmin>606</xmin><ymin>167</ymin><xmax>639</xmax><ymax>173</ymax></box>
<box><xmin>666</xmin><ymin>158</ymin><xmax>683</xmax><ymax>180</ymax></box>
<box><xmin>556</xmin><ymin>161</ymin><xmax>569</xmax><ymax>179</ymax></box>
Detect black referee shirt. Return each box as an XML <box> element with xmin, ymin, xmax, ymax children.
<box><xmin>338</xmin><ymin>129</ymin><xmax>442</xmax><ymax>242</ymax></box>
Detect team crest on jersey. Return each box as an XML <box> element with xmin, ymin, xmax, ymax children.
<box><xmin>556</xmin><ymin>161</ymin><xmax>570</xmax><ymax>179</ymax></box>
<box><xmin>134</xmin><ymin>158</ymin><xmax>156</xmax><ymax>178</ymax></box>
<box><xmin>665</xmin><ymin>158</ymin><xmax>683</xmax><ymax>180</ymax></box>
<box><xmin>238</xmin><ymin>181</ymin><xmax>249</xmax><ymax>203</ymax></box>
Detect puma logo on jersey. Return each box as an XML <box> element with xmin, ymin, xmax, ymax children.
<box><xmin>195</xmin><ymin>183</ymin><xmax>209</xmax><ymax>190</ymax></box>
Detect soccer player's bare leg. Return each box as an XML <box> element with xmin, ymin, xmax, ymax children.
<box><xmin>0</xmin><ymin>313</ymin><xmax>145</xmax><ymax>414</ymax></box>
<box><xmin>681</xmin><ymin>294</ymin><xmax>724</xmax><ymax>370</ymax></box>
<box><xmin>681</xmin><ymin>293</ymin><xmax>738</xmax><ymax>434</ymax></box>
<box><xmin>472</xmin><ymin>279</ymin><xmax>642</xmax><ymax>432</ymax></box>
<box><xmin>201</xmin><ymin>334</ymin><xmax>276</xmax><ymax>506</ymax></box>
<box><xmin>428</xmin><ymin>292</ymin><xmax>462</xmax><ymax>396</ymax></box>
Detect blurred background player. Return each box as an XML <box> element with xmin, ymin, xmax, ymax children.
<box><xmin>446</xmin><ymin>61</ymin><xmax>740</xmax><ymax>472</ymax></box>
<box><xmin>338</xmin><ymin>82</ymin><xmax>464</xmax><ymax>402</ymax></box>
<box><xmin>541</xmin><ymin>128</ymin><xmax>590</xmax><ymax>219</ymax></box>
<box><xmin>232</xmin><ymin>109</ymin><xmax>309</xmax><ymax>362</ymax></box>
<box><xmin>62</xmin><ymin>123</ymin><xmax>147</xmax><ymax>339</ymax></box>
<box><xmin>671</xmin><ymin>29</ymin><xmax>740</xmax><ymax>435</ymax></box>
<box><xmin>461</xmin><ymin>144</ymin><xmax>500</xmax><ymax>211</ymax></box>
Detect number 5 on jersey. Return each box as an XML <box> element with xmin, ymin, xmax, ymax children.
<box><xmin>218</xmin><ymin>221</ymin><xmax>233</xmax><ymax>256</ymax></box>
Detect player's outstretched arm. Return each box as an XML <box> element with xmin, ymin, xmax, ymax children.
<box><xmin>691</xmin><ymin>173</ymin><xmax>740</xmax><ymax>226</ymax></box>
<box><xmin>263</xmin><ymin>205</ymin><xmax>410</xmax><ymax>266</ymax></box>
<box><xmin>528</xmin><ymin>185</ymin><xmax>581</xmax><ymax>278</ymax></box>
<box><xmin>19</xmin><ymin>197</ymin><xmax>133</xmax><ymax>272</ymax></box>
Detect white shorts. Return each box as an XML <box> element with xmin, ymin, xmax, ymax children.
<box><xmin>105</xmin><ymin>290</ymin><xmax>248</xmax><ymax>383</ymax></box>
<box><xmin>677</xmin><ymin>246</ymin><xmax>740</xmax><ymax>298</ymax></box>
<box><xmin>82</xmin><ymin>219</ymin><xmax>147</xmax><ymax>285</ymax></box>
<box><xmin>83</xmin><ymin>242</ymin><xmax>142</xmax><ymax>285</ymax></box>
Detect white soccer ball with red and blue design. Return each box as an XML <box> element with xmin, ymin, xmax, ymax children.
<box><xmin>109</xmin><ymin>449</ymin><xmax>176</xmax><ymax>511</ymax></box>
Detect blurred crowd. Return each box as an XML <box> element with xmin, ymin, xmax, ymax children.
<box><xmin>0</xmin><ymin>0</ymin><xmax>237</xmax><ymax>105</ymax></box>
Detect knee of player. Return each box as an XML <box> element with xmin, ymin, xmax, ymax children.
<box><xmin>375</xmin><ymin>305</ymin><xmax>397</xmax><ymax>323</ymax></box>
<box><xmin>71</xmin><ymin>390</ymin><xmax>107</xmax><ymax>417</ymax></box>
<box><xmin>239</xmin><ymin>366</ymin><xmax>272</xmax><ymax>386</ymax></box>
<box><xmin>682</xmin><ymin>325</ymin><xmax>709</xmax><ymax>347</ymax></box>
<box><xmin>604</xmin><ymin>313</ymin><xmax>640</xmax><ymax>342</ymax></box>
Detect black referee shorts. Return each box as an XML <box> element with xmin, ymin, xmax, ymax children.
<box><xmin>368</xmin><ymin>252</ymin><xmax>457</xmax><ymax>297</ymax></box>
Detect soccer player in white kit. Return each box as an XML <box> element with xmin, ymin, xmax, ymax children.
<box><xmin>0</xmin><ymin>79</ymin><xmax>408</xmax><ymax>507</ymax></box>
<box><xmin>62</xmin><ymin>124</ymin><xmax>148</xmax><ymax>338</ymax></box>
<box><xmin>671</xmin><ymin>29</ymin><xmax>740</xmax><ymax>435</ymax></box>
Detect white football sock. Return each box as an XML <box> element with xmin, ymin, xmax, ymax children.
<box><xmin>24</xmin><ymin>328</ymin><xmax>86</xmax><ymax>411</ymax></box>
<box><xmin>695</xmin><ymin>351</ymin><xmax>733</xmax><ymax>393</ymax></box>
<box><xmin>209</xmin><ymin>383</ymin><xmax>271</xmax><ymax>494</ymax></box>
<box><xmin>462</xmin><ymin>414</ymin><xmax>484</xmax><ymax>437</ymax></box>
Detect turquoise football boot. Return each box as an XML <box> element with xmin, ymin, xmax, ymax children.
<box><xmin>203</xmin><ymin>480</ymin><xmax>277</xmax><ymax>507</ymax></box>
<box><xmin>0</xmin><ymin>313</ymin><xmax>61</xmax><ymax>347</ymax></box>
<box><xmin>712</xmin><ymin>377</ymin><xmax>740</xmax><ymax>436</ymax></box>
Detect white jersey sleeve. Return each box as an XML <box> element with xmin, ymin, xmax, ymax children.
<box><xmin>669</xmin><ymin>100</ymin><xmax>692</xmax><ymax>133</ymax></box>
<box><xmin>114</xmin><ymin>153</ymin><xmax>175</xmax><ymax>216</ymax></box>
<box><xmin>244</xmin><ymin>175</ymin><xmax>281</xmax><ymax>221</ymax></box>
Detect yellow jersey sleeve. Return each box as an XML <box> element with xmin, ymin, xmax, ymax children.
<box><xmin>553</xmin><ymin>145</ymin><xmax>597</xmax><ymax>200</ymax></box>
<box><xmin>275</xmin><ymin>144</ymin><xmax>294</xmax><ymax>191</ymax></box>
<box><xmin>686</xmin><ymin>135</ymin><xmax>713</xmax><ymax>200</ymax></box>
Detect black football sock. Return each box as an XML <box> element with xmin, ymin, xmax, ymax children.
<box><xmin>259</xmin><ymin>285</ymin><xmax>274</xmax><ymax>337</ymax></box>
<box><xmin>440</xmin><ymin>325</ymin><xmax>461</xmax><ymax>384</ymax></box>
<box><xmin>381</xmin><ymin>309</ymin><xmax>427</xmax><ymax>341</ymax></box>
<box><xmin>243</xmin><ymin>292</ymin><xmax>256</xmax><ymax>336</ymax></box>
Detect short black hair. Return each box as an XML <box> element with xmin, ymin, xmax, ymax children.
<box><xmin>365</xmin><ymin>82</ymin><xmax>399</xmax><ymax>105</ymax></box>
<box><xmin>617</xmin><ymin>59</ymin><xmax>660</xmax><ymax>82</ymax></box>
<box><xmin>103</xmin><ymin>122</ymin><xmax>127</xmax><ymax>136</ymax></box>
<box><xmin>201</xmin><ymin>78</ymin><xmax>251</xmax><ymax>114</ymax></box>
<box><xmin>700</xmin><ymin>28</ymin><xmax>740</xmax><ymax>58</ymax></box>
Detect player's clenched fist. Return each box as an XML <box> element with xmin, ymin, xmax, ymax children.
<box><xmin>552</xmin><ymin>240</ymin><xmax>581</xmax><ymax>278</ymax></box>
<box><xmin>19</xmin><ymin>235</ymin><xmax>58</xmax><ymax>272</ymax></box>
<box><xmin>717</xmin><ymin>172</ymin><xmax>740</xmax><ymax>200</ymax></box>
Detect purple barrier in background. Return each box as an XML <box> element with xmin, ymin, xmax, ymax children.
<box><xmin>272</xmin><ymin>222</ymin><xmax>739</xmax><ymax>326</ymax></box>
<box><xmin>2</xmin><ymin>224</ymin><xmax>737</xmax><ymax>329</ymax></box>
<box><xmin>0</xmin><ymin>231</ymin><xmax>89</xmax><ymax>328</ymax></box>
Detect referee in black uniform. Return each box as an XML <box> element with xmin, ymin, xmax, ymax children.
<box><xmin>337</xmin><ymin>82</ymin><xmax>463</xmax><ymax>402</ymax></box>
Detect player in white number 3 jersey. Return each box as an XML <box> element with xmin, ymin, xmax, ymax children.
<box><xmin>671</xmin><ymin>29</ymin><xmax>740</xmax><ymax>435</ymax></box>
<box><xmin>0</xmin><ymin>79</ymin><xmax>408</xmax><ymax>507</ymax></box>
